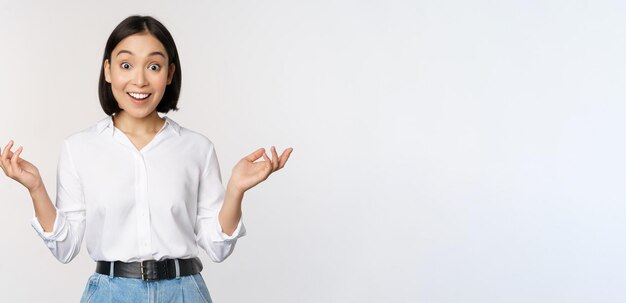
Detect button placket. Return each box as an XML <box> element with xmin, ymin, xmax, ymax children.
<box><xmin>135</xmin><ymin>151</ymin><xmax>153</xmax><ymax>256</ymax></box>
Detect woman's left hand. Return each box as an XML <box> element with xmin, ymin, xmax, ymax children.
<box><xmin>228</xmin><ymin>146</ymin><xmax>293</xmax><ymax>193</ymax></box>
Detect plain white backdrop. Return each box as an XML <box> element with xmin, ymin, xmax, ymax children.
<box><xmin>1</xmin><ymin>0</ymin><xmax>626</xmax><ymax>302</ymax></box>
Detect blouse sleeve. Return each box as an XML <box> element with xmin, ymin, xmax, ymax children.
<box><xmin>194</xmin><ymin>144</ymin><xmax>246</xmax><ymax>262</ymax></box>
<box><xmin>30</xmin><ymin>140</ymin><xmax>86</xmax><ymax>264</ymax></box>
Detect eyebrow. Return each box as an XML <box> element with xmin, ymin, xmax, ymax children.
<box><xmin>116</xmin><ymin>50</ymin><xmax>166</xmax><ymax>58</ymax></box>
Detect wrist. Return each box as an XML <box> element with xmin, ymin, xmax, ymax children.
<box><xmin>28</xmin><ymin>180</ymin><xmax>45</xmax><ymax>195</ymax></box>
<box><xmin>226</xmin><ymin>183</ymin><xmax>245</xmax><ymax>198</ymax></box>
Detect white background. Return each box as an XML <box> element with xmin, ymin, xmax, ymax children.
<box><xmin>1</xmin><ymin>0</ymin><xmax>626</xmax><ymax>302</ymax></box>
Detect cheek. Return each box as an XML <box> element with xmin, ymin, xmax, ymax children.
<box><xmin>150</xmin><ymin>74</ymin><xmax>169</xmax><ymax>90</ymax></box>
<box><xmin>110</xmin><ymin>72</ymin><xmax>130</xmax><ymax>90</ymax></box>
<box><xmin>111</xmin><ymin>80</ymin><xmax>125</xmax><ymax>91</ymax></box>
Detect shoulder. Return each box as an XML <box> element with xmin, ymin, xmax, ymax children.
<box><xmin>62</xmin><ymin>116</ymin><xmax>112</xmax><ymax>146</ymax></box>
<box><xmin>165</xmin><ymin>117</ymin><xmax>221</xmax><ymax>166</ymax></box>
<box><xmin>165</xmin><ymin>117</ymin><xmax>216</xmax><ymax>151</ymax></box>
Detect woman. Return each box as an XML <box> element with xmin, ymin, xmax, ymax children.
<box><xmin>0</xmin><ymin>15</ymin><xmax>292</xmax><ymax>302</ymax></box>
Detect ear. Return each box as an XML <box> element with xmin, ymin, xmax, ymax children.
<box><xmin>103</xmin><ymin>59</ymin><xmax>112</xmax><ymax>83</ymax></box>
<box><xmin>167</xmin><ymin>63</ymin><xmax>176</xmax><ymax>85</ymax></box>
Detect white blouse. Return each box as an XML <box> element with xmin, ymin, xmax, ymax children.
<box><xmin>31</xmin><ymin>116</ymin><xmax>245</xmax><ymax>263</ymax></box>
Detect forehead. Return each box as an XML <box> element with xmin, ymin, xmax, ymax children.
<box><xmin>112</xmin><ymin>33</ymin><xmax>168</xmax><ymax>59</ymax></box>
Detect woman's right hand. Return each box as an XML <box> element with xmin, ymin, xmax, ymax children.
<box><xmin>0</xmin><ymin>140</ymin><xmax>43</xmax><ymax>192</ymax></box>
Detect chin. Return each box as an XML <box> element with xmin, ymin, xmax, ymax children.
<box><xmin>119</xmin><ymin>108</ymin><xmax>159</xmax><ymax>119</ymax></box>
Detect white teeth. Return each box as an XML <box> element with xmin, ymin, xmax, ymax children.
<box><xmin>129</xmin><ymin>92</ymin><xmax>149</xmax><ymax>99</ymax></box>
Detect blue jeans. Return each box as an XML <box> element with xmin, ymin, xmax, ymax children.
<box><xmin>80</xmin><ymin>273</ymin><xmax>213</xmax><ymax>303</ymax></box>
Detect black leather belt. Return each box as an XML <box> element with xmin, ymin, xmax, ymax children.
<box><xmin>96</xmin><ymin>258</ymin><xmax>203</xmax><ymax>282</ymax></box>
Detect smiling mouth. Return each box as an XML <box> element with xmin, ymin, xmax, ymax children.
<box><xmin>127</xmin><ymin>92</ymin><xmax>151</xmax><ymax>100</ymax></box>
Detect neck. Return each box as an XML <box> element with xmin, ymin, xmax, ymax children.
<box><xmin>112</xmin><ymin>111</ymin><xmax>165</xmax><ymax>135</ymax></box>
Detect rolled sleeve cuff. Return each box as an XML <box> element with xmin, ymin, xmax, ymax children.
<box><xmin>30</xmin><ymin>209</ymin><xmax>68</xmax><ymax>241</ymax></box>
<box><xmin>214</xmin><ymin>218</ymin><xmax>247</xmax><ymax>242</ymax></box>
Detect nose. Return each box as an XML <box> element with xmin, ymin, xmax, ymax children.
<box><xmin>133</xmin><ymin>69</ymin><xmax>148</xmax><ymax>87</ymax></box>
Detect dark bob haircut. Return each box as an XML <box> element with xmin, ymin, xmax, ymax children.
<box><xmin>98</xmin><ymin>15</ymin><xmax>182</xmax><ymax>115</ymax></box>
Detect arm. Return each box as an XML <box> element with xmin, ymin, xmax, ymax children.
<box><xmin>0</xmin><ymin>140</ymin><xmax>56</xmax><ymax>231</ymax></box>
<box><xmin>1</xmin><ymin>140</ymin><xmax>85</xmax><ymax>263</ymax></box>
<box><xmin>219</xmin><ymin>146</ymin><xmax>293</xmax><ymax>235</ymax></box>
<box><xmin>195</xmin><ymin>145</ymin><xmax>292</xmax><ymax>262</ymax></box>
<box><xmin>29</xmin><ymin>183</ymin><xmax>57</xmax><ymax>232</ymax></box>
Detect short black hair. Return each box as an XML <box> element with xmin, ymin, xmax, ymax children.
<box><xmin>98</xmin><ymin>15</ymin><xmax>182</xmax><ymax>115</ymax></box>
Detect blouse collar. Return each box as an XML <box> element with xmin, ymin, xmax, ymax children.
<box><xmin>96</xmin><ymin>115</ymin><xmax>181</xmax><ymax>136</ymax></box>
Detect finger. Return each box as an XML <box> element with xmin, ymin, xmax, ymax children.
<box><xmin>0</xmin><ymin>141</ymin><xmax>14</xmax><ymax>172</ymax></box>
<box><xmin>244</xmin><ymin>148</ymin><xmax>265</xmax><ymax>162</ymax></box>
<box><xmin>270</xmin><ymin>146</ymin><xmax>279</xmax><ymax>171</ymax></box>
<box><xmin>10</xmin><ymin>146</ymin><xmax>23</xmax><ymax>172</ymax></box>
<box><xmin>262</xmin><ymin>152</ymin><xmax>272</xmax><ymax>171</ymax></box>
<box><xmin>1</xmin><ymin>140</ymin><xmax>14</xmax><ymax>162</ymax></box>
<box><xmin>0</xmin><ymin>149</ymin><xmax>15</xmax><ymax>172</ymax></box>
<box><xmin>2</xmin><ymin>149</ymin><xmax>16</xmax><ymax>176</ymax></box>
<box><xmin>277</xmin><ymin>147</ymin><xmax>293</xmax><ymax>170</ymax></box>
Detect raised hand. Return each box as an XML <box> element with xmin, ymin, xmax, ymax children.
<box><xmin>0</xmin><ymin>140</ymin><xmax>43</xmax><ymax>192</ymax></box>
<box><xmin>228</xmin><ymin>146</ymin><xmax>293</xmax><ymax>193</ymax></box>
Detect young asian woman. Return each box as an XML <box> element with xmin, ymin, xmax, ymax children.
<box><xmin>0</xmin><ymin>15</ymin><xmax>292</xmax><ymax>303</ymax></box>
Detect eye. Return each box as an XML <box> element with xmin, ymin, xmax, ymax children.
<box><xmin>148</xmin><ymin>64</ymin><xmax>161</xmax><ymax>71</ymax></box>
<box><xmin>120</xmin><ymin>62</ymin><xmax>131</xmax><ymax>69</ymax></box>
